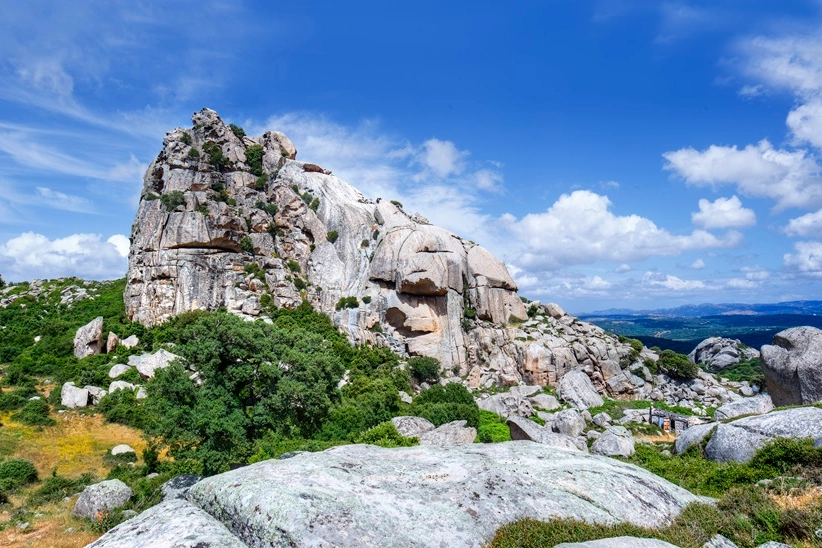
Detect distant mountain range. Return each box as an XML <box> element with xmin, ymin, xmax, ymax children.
<box><xmin>584</xmin><ymin>300</ymin><xmax>822</xmax><ymax>318</ymax></box>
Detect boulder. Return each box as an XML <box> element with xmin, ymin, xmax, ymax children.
<box><xmin>108</xmin><ymin>364</ymin><xmax>131</xmax><ymax>379</ymax></box>
<box><xmin>688</xmin><ymin>337</ymin><xmax>759</xmax><ymax>371</ymax></box>
<box><xmin>674</xmin><ymin>422</ymin><xmax>717</xmax><ymax>455</ymax></box>
<box><xmin>128</xmin><ymin>349</ymin><xmax>180</xmax><ymax>379</ymax></box>
<box><xmin>61</xmin><ymin>382</ymin><xmax>89</xmax><ymax>408</ymax></box>
<box><xmin>591</xmin><ymin>426</ymin><xmax>635</xmax><ymax>457</ymax></box>
<box><xmin>108</xmin><ymin>381</ymin><xmax>136</xmax><ymax>393</ymax></box>
<box><xmin>507</xmin><ymin>416</ymin><xmax>580</xmax><ymax>451</ymax></box>
<box><xmin>160</xmin><ymin>474</ymin><xmax>204</xmax><ymax>501</ymax></box>
<box><xmin>106</xmin><ymin>332</ymin><xmax>121</xmax><ymax>353</ymax></box>
<box><xmin>714</xmin><ymin>395</ymin><xmax>773</xmax><ymax>421</ymax></box>
<box><xmin>136</xmin><ymin>386</ymin><xmax>148</xmax><ymax>399</ymax></box>
<box><xmin>73</xmin><ymin>479</ymin><xmax>133</xmax><ymax>518</ymax></box>
<box><xmin>73</xmin><ymin>316</ymin><xmax>104</xmax><ymax>359</ymax></box>
<box><xmin>557</xmin><ymin>369</ymin><xmax>604</xmax><ymax>410</ymax></box>
<box><xmin>85</xmin><ymin>385</ymin><xmax>107</xmax><ymax>405</ymax></box>
<box><xmin>555</xmin><ymin>538</ymin><xmax>679</xmax><ymax>548</ymax></box>
<box><xmin>477</xmin><ymin>392</ymin><xmax>534</xmax><ymax>418</ymax></box>
<box><xmin>761</xmin><ymin>326</ymin><xmax>822</xmax><ymax>406</ymax></box>
<box><xmin>120</xmin><ymin>335</ymin><xmax>139</xmax><ymax>348</ymax></box>
<box><xmin>705</xmin><ymin>407</ymin><xmax>822</xmax><ymax>462</ymax></box>
<box><xmin>111</xmin><ymin>444</ymin><xmax>135</xmax><ymax>456</ymax></box>
<box><xmin>528</xmin><ymin>393</ymin><xmax>560</xmax><ymax>410</ymax></box>
<box><xmin>592</xmin><ymin>412</ymin><xmax>612</xmax><ymax>428</ymax></box>
<box><xmin>553</xmin><ymin>409</ymin><xmax>586</xmax><ymax>437</ymax></box>
<box><xmin>704</xmin><ymin>534</ymin><xmax>739</xmax><ymax>548</ymax></box>
<box><xmin>166</xmin><ymin>443</ymin><xmax>703</xmax><ymax>547</ymax></box>
<box><xmin>418</xmin><ymin>420</ymin><xmax>476</xmax><ymax>445</ymax></box>
<box><xmin>87</xmin><ymin>498</ymin><xmax>245</xmax><ymax>548</ymax></box>
<box><xmin>391</xmin><ymin>416</ymin><xmax>435</xmax><ymax>438</ymax></box>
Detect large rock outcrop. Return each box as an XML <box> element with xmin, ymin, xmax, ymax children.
<box><xmin>90</xmin><ymin>443</ymin><xmax>702</xmax><ymax>547</ymax></box>
<box><xmin>761</xmin><ymin>326</ymin><xmax>822</xmax><ymax>406</ymax></box>
<box><xmin>74</xmin><ymin>316</ymin><xmax>104</xmax><ymax>359</ymax></box>
<box><xmin>688</xmin><ymin>337</ymin><xmax>759</xmax><ymax>371</ymax></box>
<box><xmin>124</xmin><ymin>108</ymin><xmax>648</xmax><ymax>394</ymax></box>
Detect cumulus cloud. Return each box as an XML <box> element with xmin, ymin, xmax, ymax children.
<box><xmin>785</xmin><ymin>209</ymin><xmax>822</xmax><ymax>238</ymax></box>
<box><xmin>690</xmin><ymin>258</ymin><xmax>706</xmax><ymax>269</ymax></box>
<box><xmin>643</xmin><ymin>271</ymin><xmax>705</xmax><ymax>291</ymax></box>
<box><xmin>784</xmin><ymin>241</ymin><xmax>822</xmax><ymax>278</ymax></box>
<box><xmin>0</xmin><ymin>232</ymin><xmax>128</xmax><ymax>281</ymax></box>
<box><xmin>419</xmin><ymin>138</ymin><xmax>467</xmax><ymax>178</ymax></box>
<box><xmin>499</xmin><ymin>190</ymin><xmax>741</xmax><ymax>270</ymax></box>
<box><xmin>786</xmin><ymin>100</ymin><xmax>822</xmax><ymax>150</ymax></box>
<box><xmin>691</xmin><ymin>195</ymin><xmax>756</xmax><ymax>229</ymax></box>
<box><xmin>663</xmin><ymin>140</ymin><xmax>822</xmax><ymax>211</ymax></box>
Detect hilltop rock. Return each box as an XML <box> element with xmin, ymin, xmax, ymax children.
<box><xmin>123</xmin><ymin>108</ymin><xmax>656</xmax><ymax>398</ymax></box>
<box><xmin>761</xmin><ymin>326</ymin><xmax>822</xmax><ymax>406</ymax></box>
<box><xmin>688</xmin><ymin>337</ymin><xmax>759</xmax><ymax>371</ymax></box>
<box><xmin>91</xmin><ymin>443</ymin><xmax>699</xmax><ymax>547</ymax></box>
<box><xmin>74</xmin><ymin>316</ymin><xmax>103</xmax><ymax>358</ymax></box>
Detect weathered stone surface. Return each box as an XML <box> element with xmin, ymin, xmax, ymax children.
<box><xmin>108</xmin><ymin>381</ymin><xmax>136</xmax><ymax>393</ymax></box>
<box><xmin>553</xmin><ymin>409</ymin><xmax>586</xmax><ymax>437</ymax></box>
<box><xmin>108</xmin><ymin>364</ymin><xmax>131</xmax><ymax>379</ymax></box>
<box><xmin>477</xmin><ymin>392</ymin><xmax>534</xmax><ymax>418</ymax></box>
<box><xmin>703</xmin><ymin>534</ymin><xmax>739</xmax><ymax>548</ymax></box>
<box><xmin>85</xmin><ymin>385</ymin><xmax>106</xmax><ymax>405</ymax></box>
<box><xmin>110</xmin><ymin>444</ymin><xmax>135</xmax><ymax>456</ymax></box>
<box><xmin>705</xmin><ymin>407</ymin><xmax>822</xmax><ymax>462</ymax></box>
<box><xmin>73</xmin><ymin>479</ymin><xmax>133</xmax><ymax>518</ymax></box>
<box><xmin>714</xmin><ymin>395</ymin><xmax>773</xmax><ymax>421</ymax></box>
<box><xmin>674</xmin><ymin>422</ymin><xmax>717</xmax><ymax>455</ymax></box>
<box><xmin>689</xmin><ymin>337</ymin><xmax>759</xmax><ymax>371</ymax></box>
<box><xmin>528</xmin><ymin>393</ymin><xmax>560</xmax><ymax>410</ymax></box>
<box><xmin>418</xmin><ymin>420</ymin><xmax>476</xmax><ymax>445</ymax></box>
<box><xmin>87</xmin><ymin>498</ymin><xmax>245</xmax><ymax>548</ymax></box>
<box><xmin>391</xmin><ymin>416</ymin><xmax>435</xmax><ymax>438</ymax></box>
<box><xmin>61</xmin><ymin>382</ymin><xmax>89</xmax><ymax>408</ymax></box>
<box><xmin>74</xmin><ymin>316</ymin><xmax>103</xmax><ymax>359</ymax></box>
<box><xmin>555</xmin><ymin>538</ymin><xmax>680</xmax><ymax>548</ymax></box>
<box><xmin>105</xmin><ymin>332</ymin><xmax>121</xmax><ymax>353</ymax></box>
<box><xmin>558</xmin><ymin>369</ymin><xmax>604</xmax><ymax>410</ymax></box>
<box><xmin>761</xmin><ymin>326</ymin><xmax>822</xmax><ymax>406</ymax></box>
<box><xmin>120</xmin><ymin>335</ymin><xmax>139</xmax><ymax>348</ymax></box>
<box><xmin>592</xmin><ymin>412</ymin><xmax>612</xmax><ymax>428</ymax></box>
<box><xmin>127</xmin><ymin>349</ymin><xmax>180</xmax><ymax>379</ymax></box>
<box><xmin>161</xmin><ymin>474</ymin><xmax>204</xmax><ymax>501</ymax></box>
<box><xmin>591</xmin><ymin>426</ymin><xmax>635</xmax><ymax>457</ymax></box>
<box><xmin>180</xmin><ymin>443</ymin><xmax>702</xmax><ymax>547</ymax></box>
<box><xmin>507</xmin><ymin>416</ymin><xmax>580</xmax><ymax>450</ymax></box>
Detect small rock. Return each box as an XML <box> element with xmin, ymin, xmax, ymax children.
<box><xmin>111</xmin><ymin>444</ymin><xmax>136</xmax><ymax>456</ymax></box>
<box><xmin>74</xmin><ymin>316</ymin><xmax>104</xmax><ymax>359</ymax></box>
<box><xmin>528</xmin><ymin>393</ymin><xmax>560</xmax><ymax>410</ymax></box>
<box><xmin>390</xmin><ymin>416</ymin><xmax>435</xmax><ymax>438</ymax></box>
<box><xmin>61</xmin><ymin>382</ymin><xmax>90</xmax><ymax>408</ymax></box>
<box><xmin>553</xmin><ymin>409</ymin><xmax>585</xmax><ymax>437</ymax></box>
<box><xmin>591</xmin><ymin>426</ymin><xmax>635</xmax><ymax>457</ymax></box>
<box><xmin>398</xmin><ymin>391</ymin><xmax>413</xmax><ymax>404</ymax></box>
<box><xmin>120</xmin><ymin>335</ymin><xmax>140</xmax><ymax>348</ymax></box>
<box><xmin>73</xmin><ymin>479</ymin><xmax>133</xmax><ymax>518</ymax></box>
<box><xmin>418</xmin><ymin>420</ymin><xmax>476</xmax><ymax>445</ymax></box>
<box><xmin>108</xmin><ymin>364</ymin><xmax>131</xmax><ymax>379</ymax></box>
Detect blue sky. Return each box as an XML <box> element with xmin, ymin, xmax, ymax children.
<box><xmin>2</xmin><ymin>1</ymin><xmax>822</xmax><ymax>314</ymax></box>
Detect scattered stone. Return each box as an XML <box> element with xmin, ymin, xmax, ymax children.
<box><xmin>135</xmin><ymin>387</ymin><xmax>148</xmax><ymax>399</ymax></box>
<box><xmin>120</xmin><ymin>335</ymin><xmax>139</xmax><ymax>349</ymax></box>
<box><xmin>418</xmin><ymin>420</ymin><xmax>476</xmax><ymax>445</ymax></box>
<box><xmin>108</xmin><ymin>381</ymin><xmax>136</xmax><ymax>393</ymax></box>
<box><xmin>553</xmin><ymin>409</ymin><xmax>586</xmax><ymax>437</ymax></box>
<box><xmin>477</xmin><ymin>392</ymin><xmax>534</xmax><ymax>418</ymax></box>
<box><xmin>390</xmin><ymin>416</ymin><xmax>435</xmax><ymax>438</ymax></box>
<box><xmin>689</xmin><ymin>337</ymin><xmax>759</xmax><ymax>371</ymax></box>
<box><xmin>398</xmin><ymin>391</ymin><xmax>413</xmax><ymax>404</ymax></box>
<box><xmin>111</xmin><ymin>444</ymin><xmax>135</xmax><ymax>456</ymax></box>
<box><xmin>557</xmin><ymin>369</ymin><xmax>604</xmax><ymax>410</ymax></box>
<box><xmin>592</xmin><ymin>412</ymin><xmax>612</xmax><ymax>428</ymax></box>
<box><xmin>73</xmin><ymin>479</ymin><xmax>133</xmax><ymax>519</ymax></box>
<box><xmin>528</xmin><ymin>393</ymin><xmax>560</xmax><ymax>410</ymax></box>
<box><xmin>128</xmin><ymin>349</ymin><xmax>180</xmax><ymax>379</ymax></box>
<box><xmin>591</xmin><ymin>426</ymin><xmax>635</xmax><ymax>457</ymax></box>
<box><xmin>108</xmin><ymin>364</ymin><xmax>131</xmax><ymax>379</ymax></box>
<box><xmin>61</xmin><ymin>382</ymin><xmax>89</xmax><ymax>408</ymax></box>
<box><xmin>16</xmin><ymin>522</ymin><xmax>30</xmax><ymax>532</ymax></box>
<box><xmin>73</xmin><ymin>316</ymin><xmax>104</xmax><ymax>359</ymax></box>
<box><xmin>106</xmin><ymin>332</ymin><xmax>121</xmax><ymax>353</ymax></box>
<box><xmin>714</xmin><ymin>395</ymin><xmax>773</xmax><ymax>421</ymax></box>
<box><xmin>85</xmin><ymin>385</ymin><xmax>107</xmax><ymax>405</ymax></box>
<box><xmin>507</xmin><ymin>416</ymin><xmax>580</xmax><ymax>451</ymax></box>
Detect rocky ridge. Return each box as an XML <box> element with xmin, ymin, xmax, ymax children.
<box><xmin>688</xmin><ymin>337</ymin><xmax>760</xmax><ymax>370</ymax></box>
<box><xmin>124</xmin><ymin>109</ymin><xmax>649</xmax><ymax>395</ymax></box>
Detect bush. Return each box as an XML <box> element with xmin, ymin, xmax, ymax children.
<box><xmin>254</xmin><ymin>173</ymin><xmax>268</xmax><ymax>191</ymax></box>
<box><xmin>245</xmin><ymin>144</ymin><xmax>264</xmax><ymax>176</ymax></box>
<box><xmin>390</xmin><ymin>200</ymin><xmax>403</xmax><ymax>209</ymax></box>
<box><xmin>12</xmin><ymin>399</ymin><xmax>56</xmax><ymax>426</ymax></box>
<box><xmin>28</xmin><ymin>472</ymin><xmax>96</xmax><ymax>505</ymax></box>
<box><xmin>160</xmin><ymin>191</ymin><xmax>186</xmax><ymax>211</ymax></box>
<box><xmin>180</xmin><ymin>131</ymin><xmax>192</xmax><ymax>145</ymax></box>
<box><xmin>187</xmin><ymin>147</ymin><xmax>200</xmax><ymax>158</ymax></box>
<box><xmin>749</xmin><ymin>437</ymin><xmax>822</xmax><ymax>474</ymax></box>
<box><xmin>0</xmin><ymin>274</ymin><xmax>4</xmax><ymax>289</ymax></box>
<box><xmin>413</xmin><ymin>383</ymin><xmax>479</xmax><ymax>428</ymax></box>
<box><xmin>477</xmin><ymin>411</ymin><xmax>511</xmax><ymax>443</ymax></box>
<box><xmin>239</xmin><ymin>236</ymin><xmax>254</xmax><ymax>254</ymax></box>
<box><xmin>0</xmin><ymin>459</ymin><xmax>38</xmax><ymax>491</ymax></box>
<box><xmin>335</xmin><ymin>296</ymin><xmax>358</xmax><ymax>310</ymax></box>
<box><xmin>657</xmin><ymin>349</ymin><xmax>698</xmax><ymax>379</ymax></box>
<box><xmin>286</xmin><ymin>260</ymin><xmax>300</xmax><ymax>273</ymax></box>
<box><xmin>354</xmin><ymin>421</ymin><xmax>417</xmax><ymax>448</ymax></box>
<box><xmin>203</xmin><ymin>141</ymin><xmax>229</xmax><ymax>171</ymax></box>
<box><xmin>327</xmin><ymin>230</ymin><xmax>339</xmax><ymax>243</ymax></box>
<box><xmin>309</xmin><ymin>197</ymin><xmax>320</xmax><ymax>211</ymax></box>
<box><xmin>98</xmin><ymin>389</ymin><xmax>149</xmax><ymax>429</ymax></box>
<box><xmin>229</xmin><ymin>123</ymin><xmax>246</xmax><ymax>139</ymax></box>
<box><xmin>409</xmin><ymin>356</ymin><xmax>440</xmax><ymax>383</ymax></box>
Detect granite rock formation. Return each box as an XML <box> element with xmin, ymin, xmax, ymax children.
<box><xmin>688</xmin><ymin>337</ymin><xmax>759</xmax><ymax>371</ymax></box>
<box><xmin>761</xmin><ymin>326</ymin><xmax>822</xmax><ymax>406</ymax></box>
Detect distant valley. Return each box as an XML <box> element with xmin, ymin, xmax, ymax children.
<box><xmin>581</xmin><ymin>300</ymin><xmax>822</xmax><ymax>353</ymax></box>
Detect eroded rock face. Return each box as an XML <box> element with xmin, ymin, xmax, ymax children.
<box><xmin>761</xmin><ymin>327</ymin><xmax>822</xmax><ymax>406</ymax></box>
<box><xmin>124</xmin><ymin>108</ymin><xmax>648</xmax><ymax>395</ymax></box>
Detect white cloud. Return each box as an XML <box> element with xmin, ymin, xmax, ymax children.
<box><xmin>419</xmin><ymin>138</ymin><xmax>467</xmax><ymax>178</ymax></box>
<box><xmin>691</xmin><ymin>195</ymin><xmax>756</xmax><ymax>229</ymax></box>
<box><xmin>499</xmin><ymin>190</ymin><xmax>741</xmax><ymax>270</ymax></box>
<box><xmin>738</xmin><ymin>84</ymin><xmax>764</xmax><ymax>97</ymax></box>
<box><xmin>786</xmin><ymin>100</ymin><xmax>822</xmax><ymax>150</ymax></box>
<box><xmin>35</xmin><ymin>187</ymin><xmax>93</xmax><ymax>213</ymax></box>
<box><xmin>726</xmin><ymin>278</ymin><xmax>757</xmax><ymax>289</ymax></box>
<box><xmin>690</xmin><ymin>258</ymin><xmax>706</xmax><ymax>269</ymax></box>
<box><xmin>643</xmin><ymin>271</ymin><xmax>705</xmax><ymax>291</ymax></box>
<box><xmin>784</xmin><ymin>241</ymin><xmax>822</xmax><ymax>277</ymax></box>
<box><xmin>785</xmin><ymin>209</ymin><xmax>822</xmax><ymax>237</ymax></box>
<box><xmin>615</xmin><ymin>263</ymin><xmax>631</xmax><ymax>273</ymax></box>
<box><xmin>0</xmin><ymin>232</ymin><xmax>128</xmax><ymax>281</ymax></box>
<box><xmin>474</xmin><ymin>169</ymin><xmax>503</xmax><ymax>192</ymax></box>
<box><xmin>663</xmin><ymin>140</ymin><xmax>822</xmax><ymax>211</ymax></box>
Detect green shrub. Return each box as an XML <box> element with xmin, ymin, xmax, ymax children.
<box><xmin>0</xmin><ymin>459</ymin><xmax>38</xmax><ymax>491</ymax></box>
<box><xmin>309</xmin><ymin>197</ymin><xmax>320</xmax><ymax>211</ymax></box>
<box><xmin>362</xmin><ymin>296</ymin><xmax>372</xmax><ymax>304</ymax></box>
<box><xmin>195</xmin><ymin>204</ymin><xmax>209</xmax><ymax>215</ymax></box>
<box><xmin>0</xmin><ymin>385</ymin><xmax>39</xmax><ymax>411</ymax></box>
<box><xmin>293</xmin><ymin>277</ymin><xmax>307</xmax><ymax>291</ymax></box>
<box><xmin>239</xmin><ymin>236</ymin><xmax>254</xmax><ymax>254</ymax></box>
<box><xmin>657</xmin><ymin>349</ymin><xmax>699</xmax><ymax>379</ymax></box>
<box><xmin>180</xmin><ymin>132</ymin><xmax>192</xmax><ymax>145</ymax></box>
<box><xmin>12</xmin><ymin>399</ymin><xmax>56</xmax><ymax>426</ymax></box>
<box><xmin>187</xmin><ymin>147</ymin><xmax>200</xmax><ymax>158</ymax></box>
<box><xmin>254</xmin><ymin>173</ymin><xmax>268</xmax><ymax>190</ymax></box>
<box><xmin>749</xmin><ymin>437</ymin><xmax>822</xmax><ymax>474</ymax></box>
<box><xmin>335</xmin><ymin>296</ymin><xmax>359</xmax><ymax>310</ymax></box>
<box><xmin>229</xmin><ymin>123</ymin><xmax>246</xmax><ymax>139</ymax></box>
<box><xmin>286</xmin><ymin>260</ymin><xmax>300</xmax><ymax>273</ymax></box>
<box><xmin>477</xmin><ymin>411</ymin><xmax>511</xmax><ymax>443</ymax></box>
<box><xmin>390</xmin><ymin>200</ymin><xmax>403</xmax><ymax>209</ymax></box>
<box><xmin>160</xmin><ymin>191</ymin><xmax>186</xmax><ymax>211</ymax></box>
<box><xmin>413</xmin><ymin>383</ymin><xmax>479</xmax><ymax>428</ymax></box>
<box><xmin>327</xmin><ymin>230</ymin><xmax>339</xmax><ymax>243</ymax></box>
<box><xmin>245</xmin><ymin>144</ymin><xmax>264</xmax><ymax>176</ymax></box>
<box><xmin>98</xmin><ymin>389</ymin><xmax>149</xmax><ymax>429</ymax></box>
<box><xmin>354</xmin><ymin>421</ymin><xmax>417</xmax><ymax>448</ymax></box>
<box><xmin>409</xmin><ymin>356</ymin><xmax>440</xmax><ymax>383</ymax></box>
<box><xmin>203</xmin><ymin>141</ymin><xmax>229</xmax><ymax>171</ymax></box>
<box><xmin>28</xmin><ymin>472</ymin><xmax>96</xmax><ymax>505</ymax></box>
<box><xmin>464</xmin><ymin>307</ymin><xmax>477</xmax><ymax>320</ymax></box>
<box><xmin>0</xmin><ymin>274</ymin><xmax>4</xmax><ymax>289</ymax></box>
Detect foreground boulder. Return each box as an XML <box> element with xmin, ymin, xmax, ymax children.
<box><xmin>61</xmin><ymin>382</ymin><xmax>90</xmax><ymax>408</ymax></box>
<box><xmin>391</xmin><ymin>416</ymin><xmax>435</xmax><ymax>437</ymax></box>
<box><xmin>591</xmin><ymin>426</ymin><xmax>635</xmax><ymax>457</ymax></box>
<box><xmin>704</xmin><ymin>407</ymin><xmax>822</xmax><ymax>462</ymax></box>
<box><xmin>714</xmin><ymin>395</ymin><xmax>773</xmax><ymax>421</ymax></box>
<box><xmin>73</xmin><ymin>479</ymin><xmax>132</xmax><ymax>518</ymax></box>
<box><xmin>761</xmin><ymin>326</ymin><xmax>822</xmax><ymax>406</ymax></box>
<box><xmin>417</xmin><ymin>420</ymin><xmax>476</xmax><ymax>445</ymax></box>
<box><xmin>555</xmin><ymin>538</ymin><xmax>679</xmax><ymax>548</ymax></box>
<box><xmin>73</xmin><ymin>316</ymin><xmax>103</xmax><ymax>359</ymax></box>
